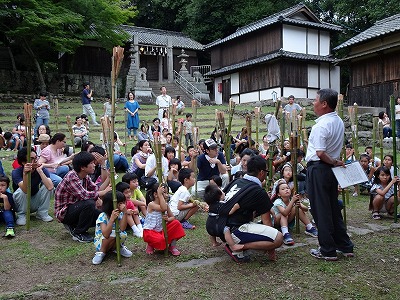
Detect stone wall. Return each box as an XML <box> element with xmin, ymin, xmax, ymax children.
<box><xmin>0</xmin><ymin>70</ymin><xmax>125</xmax><ymax>98</ymax></box>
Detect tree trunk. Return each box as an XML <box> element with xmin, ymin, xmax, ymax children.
<box><xmin>7</xmin><ymin>46</ymin><xmax>17</xmax><ymax>72</ymax></box>
<box><xmin>22</xmin><ymin>40</ymin><xmax>46</xmax><ymax>91</ymax></box>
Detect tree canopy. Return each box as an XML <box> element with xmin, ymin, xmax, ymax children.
<box><xmin>0</xmin><ymin>0</ymin><xmax>137</xmax><ymax>89</ymax></box>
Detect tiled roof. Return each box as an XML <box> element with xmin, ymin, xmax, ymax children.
<box><xmin>334</xmin><ymin>13</ymin><xmax>400</xmax><ymax>50</ymax></box>
<box><xmin>205</xmin><ymin>4</ymin><xmax>341</xmax><ymax>48</ymax></box>
<box><xmin>206</xmin><ymin>50</ymin><xmax>337</xmax><ymax>76</ymax></box>
<box><xmin>120</xmin><ymin>25</ymin><xmax>204</xmax><ymax>50</ymax></box>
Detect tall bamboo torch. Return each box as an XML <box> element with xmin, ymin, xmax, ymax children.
<box><xmin>24</xmin><ymin>103</ymin><xmax>33</xmax><ymax>230</ymax></box>
<box><xmin>171</xmin><ymin>100</ymin><xmax>177</xmax><ymax>136</ymax></box>
<box><xmin>178</xmin><ymin>118</ymin><xmax>184</xmax><ymax>160</ymax></box>
<box><xmin>300</xmin><ymin>107</ymin><xmax>307</xmax><ymax>153</ymax></box>
<box><xmin>372</xmin><ymin>117</ymin><xmax>378</xmax><ymax>164</ymax></box>
<box><xmin>254</xmin><ymin>107</ymin><xmax>260</xmax><ymax>149</ymax></box>
<box><xmin>290</xmin><ymin>112</ymin><xmax>300</xmax><ymax>234</ymax></box>
<box><xmin>66</xmin><ymin>116</ymin><xmax>75</xmax><ymax>153</ymax></box>
<box><xmin>379</xmin><ymin>123</ymin><xmax>384</xmax><ymax>162</ymax></box>
<box><xmin>338</xmin><ymin>94</ymin><xmax>347</xmax><ymax>228</ymax></box>
<box><xmin>390</xmin><ymin>95</ymin><xmax>398</xmax><ymax>222</ymax></box>
<box><xmin>153</xmin><ymin>132</ymin><xmax>169</xmax><ymax>256</ymax></box>
<box><xmin>246</xmin><ymin>115</ymin><xmax>252</xmax><ymax>149</ymax></box>
<box><xmin>110</xmin><ymin>46</ymin><xmax>124</xmax><ymax>266</ymax></box>
<box><xmin>192</xmin><ymin>126</ymin><xmax>199</xmax><ymax>197</ymax></box>
<box><xmin>225</xmin><ymin>99</ymin><xmax>235</xmax><ymax>178</ymax></box>
<box><xmin>54</xmin><ymin>97</ymin><xmax>59</xmax><ymax>132</ymax></box>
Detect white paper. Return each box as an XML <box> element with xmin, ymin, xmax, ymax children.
<box><xmin>331</xmin><ymin>161</ymin><xmax>369</xmax><ymax>189</ymax></box>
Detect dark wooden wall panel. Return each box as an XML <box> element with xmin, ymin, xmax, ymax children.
<box><xmin>211</xmin><ymin>25</ymin><xmax>282</xmax><ymax>69</ymax></box>
<box><xmin>239</xmin><ymin>62</ymin><xmax>280</xmax><ymax>93</ymax></box>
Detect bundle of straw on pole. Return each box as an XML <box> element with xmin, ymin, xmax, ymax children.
<box><xmin>300</xmin><ymin>107</ymin><xmax>308</xmax><ymax>153</ymax></box>
<box><xmin>254</xmin><ymin>107</ymin><xmax>260</xmax><ymax>149</ymax></box>
<box><xmin>192</xmin><ymin>126</ymin><xmax>199</xmax><ymax>197</ymax></box>
<box><xmin>389</xmin><ymin>95</ymin><xmax>398</xmax><ymax>222</ymax></box>
<box><xmin>216</xmin><ymin>110</ymin><xmax>225</xmax><ymax>150</ymax></box>
<box><xmin>178</xmin><ymin>118</ymin><xmax>184</xmax><ymax>160</ymax></box>
<box><xmin>274</xmin><ymin>98</ymin><xmax>282</xmax><ymax>119</ymax></box>
<box><xmin>110</xmin><ymin>45</ymin><xmax>124</xmax><ymax>266</ymax></box>
<box><xmin>337</xmin><ymin>95</ymin><xmax>347</xmax><ymax>228</ymax></box>
<box><xmin>66</xmin><ymin>116</ymin><xmax>75</xmax><ymax>153</ymax></box>
<box><xmin>153</xmin><ymin>132</ymin><xmax>169</xmax><ymax>256</ymax></box>
<box><xmin>171</xmin><ymin>101</ymin><xmax>177</xmax><ymax>136</ymax></box>
<box><xmin>379</xmin><ymin>123</ymin><xmax>383</xmax><ymax>162</ymax></box>
<box><xmin>24</xmin><ymin>103</ymin><xmax>33</xmax><ymax>230</ymax></box>
<box><xmin>246</xmin><ymin>114</ymin><xmax>252</xmax><ymax>149</ymax></box>
<box><xmin>289</xmin><ymin>112</ymin><xmax>300</xmax><ymax>234</ymax></box>
<box><xmin>192</xmin><ymin>100</ymin><xmax>197</xmax><ymax>128</ymax></box>
<box><xmin>372</xmin><ymin>117</ymin><xmax>378</xmax><ymax>163</ymax></box>
<box><xmin>54</xmin><ymin>97</ymin><xmax>59</xmax><ymax>132</ymax></box>
<box><xmin>348</xmin><ymin>104</ymin><xmax>359</xmax><ymax>158</ymax></box>
<box><xmin>225</xmin><ymin>99</ymin><xmax>235</xmax><ymax>177</ymax></box>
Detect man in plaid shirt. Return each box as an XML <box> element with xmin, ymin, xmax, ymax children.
<box><xmin>55</xmin><ymin>151</ymin><xmax>111</xmax><ymax>243</ymax></box>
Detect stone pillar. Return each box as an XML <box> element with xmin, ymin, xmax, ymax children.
<box><xmin>125</xmin><ymin>35</ymin><xmax>139</xmax><ymax>95</ymax></box>
<box><xmin>158</xmin><ymin>54</ymin><xmax>163</xmax><ymax>82</ymax></box>
<box><xmin>167</xmin><ymin>38</ymin><xmax>174</xmax><ymax>83</ymax></box>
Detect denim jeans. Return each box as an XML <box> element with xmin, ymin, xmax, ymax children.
<box><xmin>0</xmin><ymin>210</ymin><xmax>15</xmax><ymax>228</ymax></box>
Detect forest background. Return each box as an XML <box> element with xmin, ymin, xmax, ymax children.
<box><xmin>1</xmin><ymin>0</ymin><xmax>399</xmax><ymax>91</ymax></box>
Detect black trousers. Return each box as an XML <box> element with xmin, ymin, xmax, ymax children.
<box><xmin>63</xmin><ymin>200</ymin><xmax>101</xmax><ymax>234</ymax></box>
<box><xmin>306</xmin><ymin>163</ymin><xmax>354</xmax><ymax>256</ymax></box>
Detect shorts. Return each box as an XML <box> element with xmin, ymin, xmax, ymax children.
<box><xmin>174</xmin><ymin>209</ymin><xmax>190</xmax><ymax>222</ymax></box>
<box><xmin>126</xmin><ymin>200</ymin><xmax>137</xmax><ymax>211</ymax></box>
<box><xmin>231</xmin><ymin>223</ymin><xmax>279</xmax><ymax>244</ymax></box>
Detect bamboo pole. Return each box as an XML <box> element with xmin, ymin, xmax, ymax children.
<box><xmin>124</xmin><ymin>107</ymin><xmax>127</xmax><ymax>156</ymax></box>
<box><xmin>338</xmin><ymin>95</ymin><xmax>347</xmax><ymax>229</ymax></box>
<box><xmin>24</xmin><ymin>103</ymin><xmax>33</xmax><ymax>230</ymax></box>
<box><xmin>172</xmin><ymin>101</ymin><xmax>177</xmax><ymax>136</ymax></box>
<box><xmin>153</xmin><ymin>132</ymin><xmax>169</xmax><ymax>256</ymax></box>
<box><xmin>289</xmin><ymin>112</ymin><xmax>300</xmax><ymax>234</ymax></box>
<box><xmin>254</xmin><ymin>107</ymin><xmax>260</xmax><ymax>149</ymax></box>
<box><xmin>66</xmin><ymin>116</ymin><xmax>75</xmax><ymax>153</ymax></box>
<box><xmin>110</xmin><ymin>46</ymin><xmax>124</xmax><ymax>266</ymax></box>
<box><xmin>372</xmin><ymin>117</ymin><xmax>378</xmax><ymax>163</ymax></box>
<box><xmin>343</xmin><ymin>189</ymin><xmax>349</xmax><ymax>226</ymax></box>
<box><xmin>54</xmin><ymin>98</ymin><xmax>59</xmax><ymax>132</ymax></box>
<box><xmin>178</xmin><ymin>118</ymin><xmax>184</xmax><ymax>160</ymax></box>
<box><xmin>379</xmin><ymin>123</ymin><xmax>384</xmax><ymax>162</ymax></box>
<box><xmin>192</xmin><ymin>126</ymin><xmax>199</xmax><ymax>197</ymax></box>
<box><xmin>246</xmin><ymin>115</ymin><xmax>252</xmax><ymax>149</ymax></box>
<box><xmin>225</xmin><ymin>99</ymin><xmax>235</xmax><ymax>178</ymax></box>
<box><xmin>390</xmin><ymin>95</ymin><xmax>398</xmax><ymax>223</ymax></box>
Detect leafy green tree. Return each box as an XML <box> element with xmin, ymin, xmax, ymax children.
<box><xmin>308</xmin><ymin>0</ymin><xmax>399</xmax><ymax>43</ymax></box>
<box><xmin>0</xmin><ymin>0</ymin><xmax>137</xmax><ymax>90</ymax></box>
<box><xmin>184</xmin><ymin>0</ymin><xmax>300</xmax><ymax>44</ymax></box>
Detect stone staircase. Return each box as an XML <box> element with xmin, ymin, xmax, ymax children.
<box><xmin>147</xmin><ymin>81</ymin><xmax>197</xmax><ymax>105</ymax></box>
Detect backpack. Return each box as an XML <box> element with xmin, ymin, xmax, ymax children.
<box><xmin>205</xmin><ymin>179</ymin><xmax>259</xmax><ymax>241</ymax></box>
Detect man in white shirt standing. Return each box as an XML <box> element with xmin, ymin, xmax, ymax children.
<box><xmin>305</xmin><ymin>88</ymin><xmax>354</xmax><ymax>261</ymax></box>
<box><xmin>156</xmin><ymin>86</ymin><xmax>172</xmax><ymax>120</ymax></box>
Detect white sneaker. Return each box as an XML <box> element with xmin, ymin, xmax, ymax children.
<box><xmin>132</xmin><ymin>226</ymin><xmax>143</xmax><ymax>238</ymax></box>
<box><xmin>92</xmin><ymin>252</ymin><xmax>106</xmax><ymax>265</ymax></box>
<box><xmin>352</xmin><ymin>192</ymin><xmax>358</xmax><ymax>197</ymax></box>
<box><xmin>120</xmin><ymin>245</ymin><xmax>133</xmax><ymax>258</ymax></box>
<box><xmin>36</xmin><ymin>214</ymin><xmax>53</xmax><ymax>222</ymax></box>
<box><xmin>16</xmin><ymin>215</ymin><xmax>26</xmax><ymax>226</ymax></box>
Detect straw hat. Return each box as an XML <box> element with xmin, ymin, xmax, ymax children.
<box><xmin>37</xmin><ymin>134</ymin><xmax>50</xmax><ymax>143</ymax></box>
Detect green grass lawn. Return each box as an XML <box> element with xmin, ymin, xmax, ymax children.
<box><xmin>1</xmin><ymin>100</ymin><xmax>400</xmax><ymax>299</ymax></box>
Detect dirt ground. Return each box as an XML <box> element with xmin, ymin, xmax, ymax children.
<box><xmin>1</xmin><ymin>197</ymin><xmax>400</xmax><ymax>300</ymax></box>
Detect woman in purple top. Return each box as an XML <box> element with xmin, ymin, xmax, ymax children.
<box><xmin>129</xmin><ymin>140</ymin><xmax>151</xmax><ymax>178</ymax></box>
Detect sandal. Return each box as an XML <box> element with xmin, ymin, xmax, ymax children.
<box><xmin>372</xmin><ymin>212</ymin><xmax>382</xmax><ymax>220</ymax></box>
